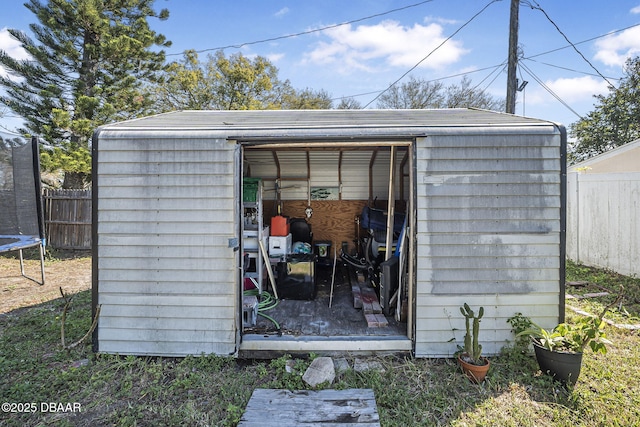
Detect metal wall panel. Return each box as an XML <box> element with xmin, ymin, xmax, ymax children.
<box><xmin>414</xmin><ymin>133</ymin><xmax>563</xmax><ymax>357</ymax></box>
<box><xmin>96</xmin><ymin>136</ymin><xmax>237</xmax><ymax>357</ymax></box>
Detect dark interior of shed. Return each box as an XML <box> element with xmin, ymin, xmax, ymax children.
<box><xmin>240</xmin><ymin>144</ymin><xmax>411</xmax><ymax>338</ymax></box>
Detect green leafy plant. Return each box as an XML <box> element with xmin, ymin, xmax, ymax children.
<box><xmin>459</xmin><ymin>303</ymin><xmax>485</xmax><ymax>365</ymax></box>
<box><xmin>518</xmin><ymin>287</ymin><xmax>623</xmax><ymax>354</ymax></box>
<box><xmin>507</xmin><ymin>312</ymin><xmax>534</xmax><ymax>350</ymax></box>
<box><xmin>518</xmin><ymin>316</ymin><xmax>611</xmax><ymax>354</ymax></box>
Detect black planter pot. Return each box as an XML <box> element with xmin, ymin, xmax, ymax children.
<box><xmin>533</xmin><ymin>341</ymin><xmax>583</xmax><ymax>385</ymax></box>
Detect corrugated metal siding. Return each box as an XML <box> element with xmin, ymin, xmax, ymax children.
<box><xmin>334</xmin><ymin>151</ymin><xmax>369</xmax><ymax>200</ymax></box>
<box><xmin>414</xmin><ymin>132</ymin><xmax>562</xmax><ymax>357</ymax></box>
<box><xmin>310</xmin><ymin>151</ymin><xmax>340</xmax><ymax>188</ymax></box>
<box><xmin>96</xmin><ymin>136</ymin><xmax>237</xmax><ymax>356</ymax></box>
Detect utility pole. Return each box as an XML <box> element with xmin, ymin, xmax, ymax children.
<box><xmin>506</xmin><ymin>0</ymin><xmax>519</xmax><ymax>114</ymax></box>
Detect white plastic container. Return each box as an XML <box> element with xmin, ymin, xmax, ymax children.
<box><xmin>269</xmin><ymin>233</ymin><xmax>292</xmax><ymax>256</ymax></box>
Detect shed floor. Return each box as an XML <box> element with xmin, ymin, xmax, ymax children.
<box><xmin>244</xmin><ymin>262</ymin><xmax>407</xmax><ymax>337</ymax></box>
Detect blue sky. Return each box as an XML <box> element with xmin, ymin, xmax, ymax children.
<box><xmin>2</xmin><ymin>0</ymin><xmax>640</xmax><ymax>137</ymax></box>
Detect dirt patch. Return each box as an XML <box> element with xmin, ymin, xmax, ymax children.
<box><xmin>0</xmin><ymin>251</ymin><xmax>91</xmax><ymax>314</ymax></box>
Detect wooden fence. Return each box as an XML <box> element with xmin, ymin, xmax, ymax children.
<box><xmin>43</xmin><ymin>189</ymin><xmax>92</xmax><ymax>250</ymax></box>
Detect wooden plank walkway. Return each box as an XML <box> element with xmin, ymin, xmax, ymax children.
<box><xmin>238</xmin><ymin>388</ymin><xmax>381</xmax><ymax>426</ymax></box>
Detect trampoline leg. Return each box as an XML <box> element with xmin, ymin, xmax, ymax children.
<box><xmin>38</xmin><ymin>244</ymin><xmax>46</xmax><ymax>286</ymax></box>
<box><xmin>19</xmin><ymin>249</ymin><xmax>25</xmax><ymax>276</ymax></box>
<box><xmin>17</xmin><ymin>245</ymin><xmax>45</xmax><ymax>286</ymax></box>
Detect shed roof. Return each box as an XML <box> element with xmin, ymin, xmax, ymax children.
<box><xmin>97</xmin><ymin>109</ymin><xmax>560</xmax><ymax>140</ymax></box>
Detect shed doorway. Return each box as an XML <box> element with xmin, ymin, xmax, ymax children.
<box><xmin>238</xmin><ymin>139</ymin><xmax>415</xmax><ymax>355</ymax></box>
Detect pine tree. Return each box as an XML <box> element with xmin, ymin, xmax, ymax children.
<box><xmin>0</xmin><ymin>0</ymin><xmax>171</xmax><ymax>188</ymax></box>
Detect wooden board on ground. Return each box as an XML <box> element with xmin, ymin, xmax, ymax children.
<box><xmin>567</xmin><ymin>281</ymin><xmax>589</xmax><ymax>287</ymax></box>
<box><xmin>352</xmin><ymin>285</ymin><xmax>363</xmax><ymax>309</ymax></box>
<box><xmin>238</xmin><ymin>388</ymin><xmax>381</xmax><ymax>426</ymax></box>
<box><xmin>364</xmin><ymin>313</ymin><xmax>389</xmax><ymax>328</ymax></box>
<box><xmin>360</xmin><ymin>286</ymin><xmax>382</xmax><ymax>314</ymax></box>
<box><xmin>567</xmin><ymin>292</ymin><xmax>610</xmax><ymax>300</ymax></box>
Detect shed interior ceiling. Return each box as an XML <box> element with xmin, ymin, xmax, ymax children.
<box><xmin>243</xmin><ymin>143</ymin><xmax>411</xmax><ymax>202</ymax></box>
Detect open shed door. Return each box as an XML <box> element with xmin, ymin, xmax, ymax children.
<box><xmin>238</xmin><ymin>139</ymin><xmax>415</xmax><ymax>356</ymax></box>
<box><xmin>94</xmin><ymin>133</ymin><xmax>239</xmax><ymax>356</ymax></box>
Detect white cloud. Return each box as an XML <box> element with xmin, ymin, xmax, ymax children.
<box><xmin>594</xmin><ymin>26</ymin><xmax>640</xmax><ymax>67</ymax></box>
<box><xmin>0</xmin><ymin>28</ymin><xmax>28</xmax><ymax>59</ymax></box>
<box><xmin>266</xmin><ymin>52</ymin><xmax>285</xmax><ymax>63</ymax></box>
<box><xmin>274</xmin><ymin>7</ymin><xmax>289</xmax><ymax>18</ymax></box>
<box><xmin>0</xmin><ymin>28</ymin><xmax>30</xmax><ymax>79</ymax></box>
<box><xmin>528</xmin><ymin>76</ymin><xmax>609</xmax><ymax>106</ymax></box>
<box><xmin>631</xmin><ymin>5</ymin><xmax>640</xmax><ymax>14</ymax></box>
<box><xmin>423</xmin><ymin>15</ymin><xmax>458</xmax><ymax>26</ymax></box>
<box><xmin>548</xmin><ymin>76</ymin><xmax>609</xmax><ymax>102</ymax></box>
<box><xmin>303</xmin><ymin>20</ymin><xmax>467</xmax><ymax>74</ymax></box>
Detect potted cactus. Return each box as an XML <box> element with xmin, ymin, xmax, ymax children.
<box><xmin>457</xmin><ymin>303</ymin><xmax>490</xmax><ymax>383</ymax></box>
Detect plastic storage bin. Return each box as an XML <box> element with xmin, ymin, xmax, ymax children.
<box><xmin>242</xmin><ymin>177</ymin><xmax>261</xmax><ymax>203</ymax></box>
<box><xmin>269</xmin><ymin>233</ymin><xmax>292</xmax><ymax>256</ymax></box>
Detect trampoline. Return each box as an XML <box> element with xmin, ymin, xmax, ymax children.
<box><xmin>0</xmin><ymin>132</ymin><xmax>46</xmax><ymax>285</ymax></box>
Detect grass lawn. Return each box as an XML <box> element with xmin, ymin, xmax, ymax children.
<box><xmin>1</xmin><ymin>256</ymin><xmax>639</xmax><ymax>426</ymax></box>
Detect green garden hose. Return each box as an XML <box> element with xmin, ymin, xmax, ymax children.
<box><xmin>244</xmin><ymin>288</ymin><xmax>281</xmax><ymax>330</ymax></box>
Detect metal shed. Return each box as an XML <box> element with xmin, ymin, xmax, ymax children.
<box><xmin>567</xmin><ymin>138</ymin><xmax>640</xmax><ymax>277</ymax></box>
<box><xmin>92</xmin><ymin>109</ymin><xmax>566</xmax><ymax>358</ymax></box>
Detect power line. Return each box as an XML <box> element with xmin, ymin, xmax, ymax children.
<box><xmin>340</xmin><ymin>2</ymin><xmax>635</xmax><ymax>109</ymax></box>
<box><xmin>526</xmin><ymin>58</ymin><xmax>619</xmax><ymax>81</ymax></box>
<box><xmin>525</xmin><ymin>0</ymin><xmax>616</xmax><ymax>88</ymax></box>
<box><xmin>166</xmin><ymin>0</ymin><xmax>436</xmax><ymax>57</ymax></box>
<box><xmin>473</xmin><ymin>60</ymin><xmax>507</xmax><ymax>90</ymax></box>
<box><xmin>331</xmin><ymin>62</ymin><xmax>512</xmax><ymax>102</ymax></box>
<box><xmin>355</xmin><ymin>0</ymin><xmax>629</xmax><ymax>110</ymax></box>
<box><xmin>478</xmin><ymin>62</ymin><xmax>509</xmax><ymax>94</ymax></box>
<box><xmin>362</xmin><ymin>0</ymin><xmax>500</xmax><ymax>108</ymax></box>
<box><xmin>520</xmin><ymin>61</ymin><xmax>583</xmax><ymax>119</ymax></box>
<box><xmin>524</xmin><ymin>22</ymin><xmax>640</xmax><ymax>60</ymax></box>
